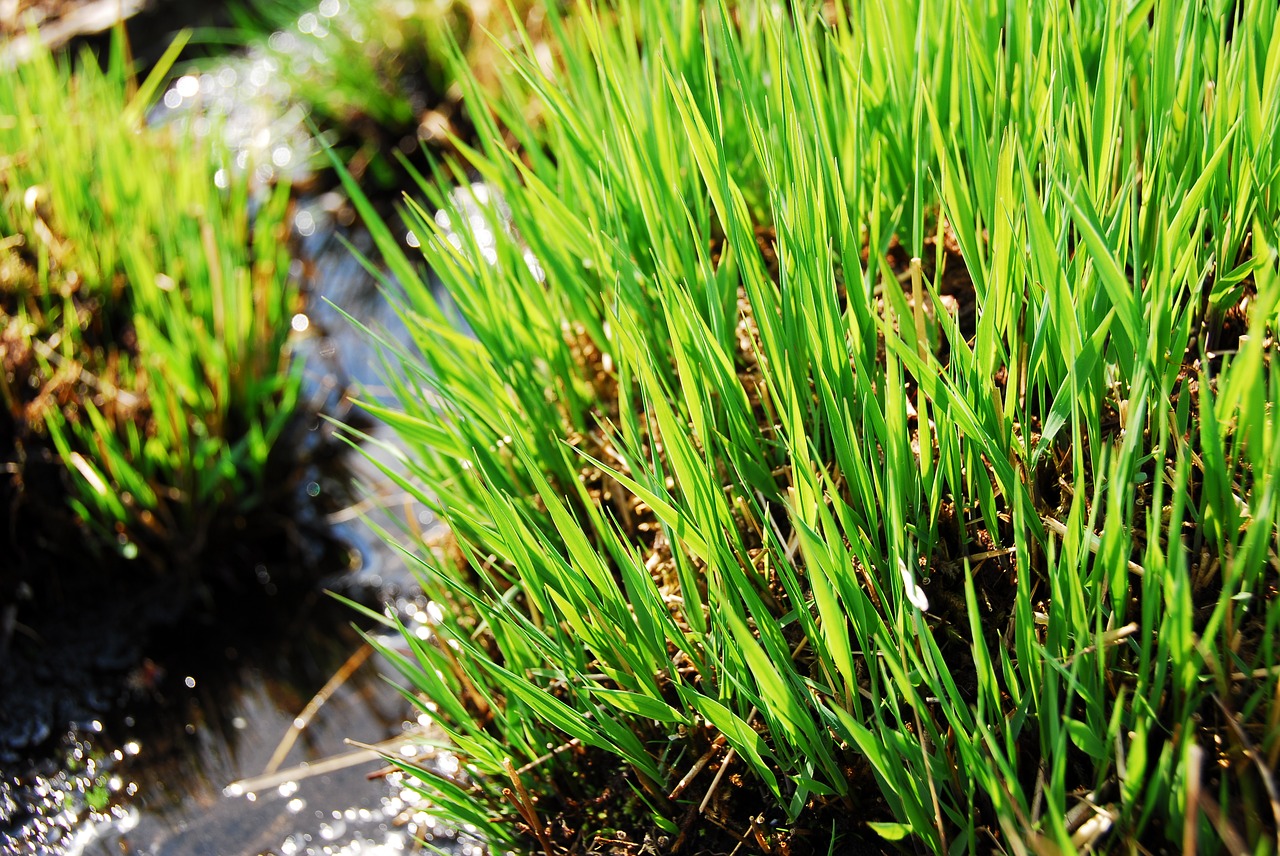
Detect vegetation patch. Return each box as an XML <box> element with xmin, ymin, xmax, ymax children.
<box><xmin>345</xmin><ymin>0</ymin><xmax>1280</xmax><ymax>853</ymax></box>
<box><xmin>1</xmin><ymin>31</ymin><xmax>301</xmax><ymax>575</ymax></box>
<box><xmin>224</xmin><ymin>0</ymin><xmax>555</xmax><ymax>189</ymax></box>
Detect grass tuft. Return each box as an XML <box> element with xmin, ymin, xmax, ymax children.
<box><xmin>349</xmin><ymin>0</ymin><xmax>1280</xmax><ymax>851</ymax></box>
<box><xmin>224</xmin><ymin>0</ymin><xmax>550</xmax><ymax>187</ymax></box>
<box><xmin>1</xmin><ymin>30</ymin><xmax>301</xmax><ymax>567</ymax></box>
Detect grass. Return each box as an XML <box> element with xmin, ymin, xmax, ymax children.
<box><xmin>1</xmin><ymin>31</ymin><xmax>301</xmax><ymax>566</ymax></box>
<box><xmin>228</xmin><ymin>0</ymin><xmax>460</xmax><ymax>133</ymax></box>
<box><xmin>337</xmin><ymin>0</ymin><xmax>1280</xmax><ymax>851</ymax></box>
<box><xmin>221</xmin><ymin>0</ymin><xmax>547</xmax><ymax>187</ymax></box>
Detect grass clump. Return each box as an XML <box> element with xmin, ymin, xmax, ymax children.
<box><xmin>347</xmin><ymin>0</ymin><xmax>1280</xmax><ymax>852</ymax></box>
<box><xmin>1</xmin><ymin>33</ymin><xmax>300</xmax><ymax>567</ymax></box>
<box><xmin>226</xmin><ymin>0</ymin><xmax>543</xmax><ymax>186</ymax></box>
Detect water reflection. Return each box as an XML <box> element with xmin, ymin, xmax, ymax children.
<box><xmin>77</xmin><ymin>608</ymin><xmax>411</xmax><ymax>856</ymax></box>
<box><xmin>1</xmin><ymin>551</ymin><xmax>479</xmax><ymax>854</ymax></box>
<box><xmin>150</xmin><ymin>34</ymin><xmax>315</xmax><ymax>190</ymax></box>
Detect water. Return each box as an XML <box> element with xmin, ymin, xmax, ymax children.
<box><xmin>149</xmin><ymin>48</ymin><xmax>316</xmax><ymax>192</ymax></box>
<box><xmin>1</xmin><ymin>588</ymin><xmax>481</xmax><ymax>855</ymax></box>
<box><xmin>16</xmin><ymin>613</ymin><xmax>402</xmax><ymax>855</ymax></box>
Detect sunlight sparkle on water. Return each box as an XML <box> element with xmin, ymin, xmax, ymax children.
<box><xmin>175</xmin><ymin>75</ymin><xmax>200</xmax><ymax>99</ymax></box>
<box><xmin>296</xmin><ymin>209</ymin><xmax>316</xmax><ymax>236</ymax></box>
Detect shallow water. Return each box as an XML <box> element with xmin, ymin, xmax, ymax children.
<box><xmin>2</xmin><ymin>588</ymin><xmax>478</xmax><ymax>856</ymax></box>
